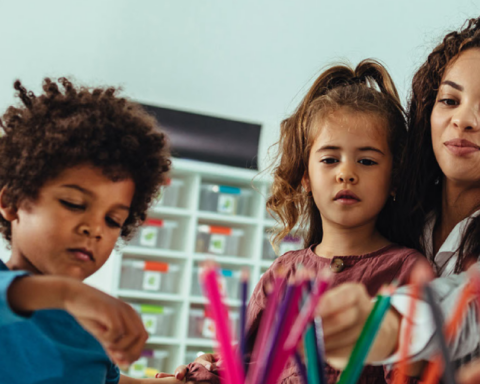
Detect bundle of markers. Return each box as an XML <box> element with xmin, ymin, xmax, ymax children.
<box><xmin>200</xmin><ymin>261</ymin><xmax>480</xmax><ymax>384</ymax></box>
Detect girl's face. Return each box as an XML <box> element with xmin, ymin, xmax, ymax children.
<box><xmin>304</xmin><ymin>109</ymin><xmax>393</xmax><ymax>231</ymax></box>
<box><xmin>431</xmin><ymin>48</ymin><xmax>480</xmax><ymax>185</ymax></box>
<box><xmin>0</xmin><ymin>164</ymin><xmax>135</xmax><ymax>280</ymax></box>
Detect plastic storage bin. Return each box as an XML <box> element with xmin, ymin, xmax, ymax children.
<box><xmin>156</xmin><ymin>178</ymin><xmax>184</xmax><ymax>208</ymax></box>
<box><xmin>129</xmin><ymin>219</ymin><xmax>178</xmax><ymax>249</ymax></box>
<box><xmin>262</xmin><ymin>233</ymin><xmax>303</xmax><ymax>260</ymax></box>
<box><xmin>199</xmin><ymin>184</ymin><xmax>252</xmax><ymax>216</ymax></box>
<box><xmin>119</xmin><ymin>260</ymin><xmax>180</xmax><ymax>294</ymax></box>
<box><xmin>126</xmin><ymin>349</ymin><xmax>169</xmax><ymax>378</ymax></box>
<box><xmin>188</xmin><ymin>308</ymin><xmax>239</xmax><ymax>340</ymax></box>
<box><xmin>130</xmin><ymin>303</ymin><xmax>175</xmax><ymax>337</ymax></box>
<box><xmin>191</xmin><ymin>267</ymin><xmax>241</xmax><ymax>300</ymax></box>
<box><xmin>195</xmin><ymin>225</ymin><xmax>244</xmax><ymax>256</ymax></box>
<box><xmin>185</xmin><ymin>349</ymin><xmax>213</xmax><ymax>365</ymax></box>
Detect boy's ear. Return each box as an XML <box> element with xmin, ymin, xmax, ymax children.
<box><xmin>0</xmin><ymin>187</ymin><xmax>17</xmax><ymax>221</ymax></box>
<box><xmin>301</xmin><ymin>173</ymin><xmax>311</xmax><ymax>193</ymax></box>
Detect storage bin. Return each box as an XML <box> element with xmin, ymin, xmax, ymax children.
<box><xmin>262</xmin><ymin>233</ymin><xmax>303</xmax><ymax>260</ymax></box>
<box><xmin>119</xmin><ymin>260</ymin><xmax>180</xmax><ymax>294</ymax></box>
<box><xmin>188</xmin><ymin>308</ymin><xmax>239</xmax><ymax>340</ymax></box>
<box><xmin>156</xmin><ymin>178</ymin><xmax>184</xmax><ymax>208</ymax></box>
<box><xmin>129</xmin><ymin>219</ymin><xmax>178</xmax><ymax>249</ymax></box>
<box><xmin>191</xmin><ymin>267</ymin><xmax>241</xmax><ymax>300</ymax></box>
<box><xmin>199</xmin><ymin>184</ymin><xmax>252</xmax><ymax>216</ymax></box>
<box><xmin>184</xmin><ymin>350</ymin><xmax>213</xmax><ymax>365</ymax></box>
<box><xmin>195</xmin><ymin>225</ymin><xmax>244</xmax><ymax>256</ymax></box>
<box><xmin>130</xmin><ymin>303</ymin><xmax>175</xmax><ymax>337</ymax></box>
<box><xmin>126</xmin><ymin>349</ymin><xmax>169</xmax><ymax>378</ymax></box>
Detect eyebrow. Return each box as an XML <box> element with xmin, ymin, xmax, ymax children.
<box><xmin>440</xmin><ymin>80</ymin><xmax>464</xmax><ymax>91</ymax></box>
<box><xmin>315</xmin><ymin>145</ymin><xmax>385</xmax><ymax>155</ymax></box>
<box><xmin>61</xmin><ymin>184</ymin><xmax>131</xmax><ymax>211</ymax></box>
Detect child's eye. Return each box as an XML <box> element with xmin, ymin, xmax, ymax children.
<box><xmin>60</xmin><ymin>200</ymin><xmax>85</xmax><ymax>210</ymax></box>
<box><xmin>106</xmin><ymin>216</ymin><xmax>122</xmax><ymax>228</ymax></box>
<box><xmin>358</xmin><ymin>159</ymin><xmax>377</xmax><ymax>166</ymax></box>
<box><xmin>438</xmin><ymin>98</ymin><xmax>458</xmax><ymax>106</ymax></box>
<box><xmin>321</xmin><ymin>158</ymin><xmax>338</xmax><ymax>164</ymax></box>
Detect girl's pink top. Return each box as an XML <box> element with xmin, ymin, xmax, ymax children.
<box><xmin>186</xmin><ymin>243</ymin><xmax>423</xmax><ymax>384</ymax></box>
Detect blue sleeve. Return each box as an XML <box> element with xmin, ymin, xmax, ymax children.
<box><xmin>0</xmin><ymin>270</ymin><xmax>31</xmax><ymax>327</ymax></box>
<box><xmin>105</xmin><ymin>362</ymin><xmax>120</xmax><ymax>384</ymax></box>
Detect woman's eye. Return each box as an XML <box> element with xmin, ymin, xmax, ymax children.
<box><xmin>321</xmin><ymin>158</ymin><xmax>338</xmax><ymax>164</ymax></box>
<box><xmin>439</xmin><ymin>98</ymin><xmax>458</xmax><ymax>106</ymax></box>
<box><xmin>60</xmin><ymin>200</ymin><xmax>85</xmax><ymax>210</ymax></box>
<box><xmin>358</xmin><ymin>159</ymin><xmax>377</xmax><ymax>166</ymax></box>
<box><xmin>106</xmin><ymin>217</ymin><xmax>122</xmax><ymax>228</ymax></box>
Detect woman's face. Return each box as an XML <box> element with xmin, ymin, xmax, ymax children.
<box><xmin>431</xmin><ymin>48</ymin><xmax>480</xmax><ymax>186</ymax></box>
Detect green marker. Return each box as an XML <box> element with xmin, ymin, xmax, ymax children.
<box><xmin>337</xmin><ymin>286</ymin><xmax>394</xmax><ymax>384</ymax></box>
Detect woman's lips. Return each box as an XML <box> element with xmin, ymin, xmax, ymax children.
<box><xmin>444</xmin><ymin>139</ymin><xmax>480</xmax><ymax>156</ymax></box>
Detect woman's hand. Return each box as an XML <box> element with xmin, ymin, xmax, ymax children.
<box><xmin>457</xmin><ymin>359</ymin><xmax>480</xmax><ymax>384</ymax></box>
<box><xmin>316</xmin><ymin>282</ymin><xmax>401</xmax><ymax>369</ymax></box>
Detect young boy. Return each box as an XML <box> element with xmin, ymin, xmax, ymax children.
<box><xmin>0</xmin><ymin>78</ymin><xmax>181</xmax><ymax>384</ymax></box>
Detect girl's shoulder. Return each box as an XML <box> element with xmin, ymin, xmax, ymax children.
<box><xmin>384</xmin><ymin>244</ymin><xmax>425</xmax><ymax>261</ymax></box>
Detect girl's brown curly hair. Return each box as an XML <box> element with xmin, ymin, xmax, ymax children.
<box><xmin>396</xmin><ymin>17</ymin><xmax>480</xmax><ymax>273</ymax></box>
<box><xmin>266</xmin><ymin>59</ymin><xmax>406</xmax><ymax>249</ymax></box>
<box><xmin>0</xmin><ymin>77</ymin><xmax>171</xmax><ymax>242</ymax></box>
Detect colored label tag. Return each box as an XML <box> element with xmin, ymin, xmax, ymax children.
<box><xmin>202</xmin><ymin>317</ymin><xmax>216</xmax><ymax>338</ymax></box>
<box><xmin>143</xmin><ymin>271</ymin><xmax>161</xmax><ymax>291</ymax></box>
<box><xmin>128</xmin><ymin>357</ymin><xmax>147</xmax><ymax>378</ymax></box>
<box><xmin>208</xmin><ymin>234</ymin><xmax>226</xmax><ymax>254</ymax></box>
<box><xmin>217</xmin><ymin>194</ymin><xmax>235</xmax><ymax>214</ymax></box>
<box><xmin>139</xmin><ymin>227</ymin><xmax>157</xmax><ymax>247</ymax></box>
<box><xmin>142</xmin><ymin>314</ymin><xmax>158</xmax><ymax>334</ymax></box>
<box><xmin>218</xmin><ymin>275</ymin><xmax>227</xmax><ymax>296</ymax></box>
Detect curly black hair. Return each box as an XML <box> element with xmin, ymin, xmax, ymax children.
<box><xmin>0</xmin><ymin>77</ymin><xmax>171</xmax><ymax>242</ymax></box>
<box><xmin>396</xmin><ymin>17</ymin><xmax>480</xmax><ymax>272</ymax></box>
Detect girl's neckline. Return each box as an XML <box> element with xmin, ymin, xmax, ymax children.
<box><xmin>308</xmin><ymin>243</ymin><xmax>399</xmax><ymax>261</ymax></box>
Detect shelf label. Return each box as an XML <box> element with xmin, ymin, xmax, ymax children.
<box><xmin>202</xmin><ymin>317</ymin><xmax>216</xmax><ymax>338</ymax></box>
<box><xmin>143</xmin><ymin>271</ymin><xmax>162</xmax><ymax>291</ymax></box>
<box><xmin>217</xmin><ymin>194</ymin><xmax>236</xmax><ymax>214</ymax></box>
<box><xmin>208</xmin><ymin>234</ymin><xmax>226</xmax><ymax>254</ymax></box>
<box><xmin>142</xmin><ymin>314</ymin><xmax>158</xmax><ymax>334</ymax></box>
<box><xmin>218</xmin><ymin>275</ymin><xmax>227</xmax><ymax>296</ymax></box>
<box><xmin>139</xmin><ymin>227</ymin><xmax>157</xmax><ymax>247</ymax></box>
<box><xmin>128</xmin><ymin>357</ymin><xmax>147</xmax><ymax>378</ymax></box>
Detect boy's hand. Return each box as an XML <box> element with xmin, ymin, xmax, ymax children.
<box><xmin>62</xmin><ymin>280</ymin><xmax>149</xmax><ymax>366</ymax></box>
<box><xmin>7</xmin><ymin>275</ymin><xmax>148</xmax><ymax>366</ymax></box>
<box><xmin>316</xmin><ymin>282</ymin><xmax>401</xmax><ymax>369</ymax></box>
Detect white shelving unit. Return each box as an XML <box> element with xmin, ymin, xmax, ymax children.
<box><xmin>110</xmin><ymin>158</ymin><xmax>278</xmax><ymax>375</ymax></box>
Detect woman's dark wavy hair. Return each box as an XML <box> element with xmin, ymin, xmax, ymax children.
<box><xmin>0</xmin><ymin>77</ymin><xmax>171</xmax><ymax>242</ymax></box>
<box><xmin>396</xmin><ymin>17</ymin><xmax>480</xmax><ymax>273</ymax></box>
<box><xmin>266</xmin><ymin>59</ymin><xmax>407</xmax><ymax>248</ymax></box>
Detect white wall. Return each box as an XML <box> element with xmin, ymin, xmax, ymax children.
<box><xmin>0</xmin><ymin>0</ymin><xmax>479</xmax><ymax>289</ymax></box>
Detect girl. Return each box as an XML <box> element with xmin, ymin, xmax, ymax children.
<box><xmin>307</xmin><ymin>15</ymin><xmax>480</xmax><ymax>378</ymax></box>
<box><xmin>178</xmin><ymin>60</ymin><xmax>423</xmax><ymax>384</ymax></box>
<box><xmin>0</xmin><ymin>78</ymin><xmax>181</xmax><ymax>384</ymax></box>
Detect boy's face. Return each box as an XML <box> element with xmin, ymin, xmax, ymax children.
<box><xmin>1</xmin><ymin>164</ymin><xmax>135</xmax><ymax>280</ymax></box>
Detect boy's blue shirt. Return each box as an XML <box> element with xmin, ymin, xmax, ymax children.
<box><xmin>0</xmin><ymin>260</ymin><xmax>120</xmax><ymax>384</ymax></box>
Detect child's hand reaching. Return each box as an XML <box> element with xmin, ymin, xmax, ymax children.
<box><xmin>315</xmin><ymin>282</ymin><xmax>401</xmax><ymax>369</ymax></box>
<box><xmin>63</xmin><ymin>279</ymin><xmax>149</xmax><ymax>366</ymax></box>
<box><xmin>7</xmin><ymin>275</ymin><xmax>149</xmax><ymax>366</ymax></box>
